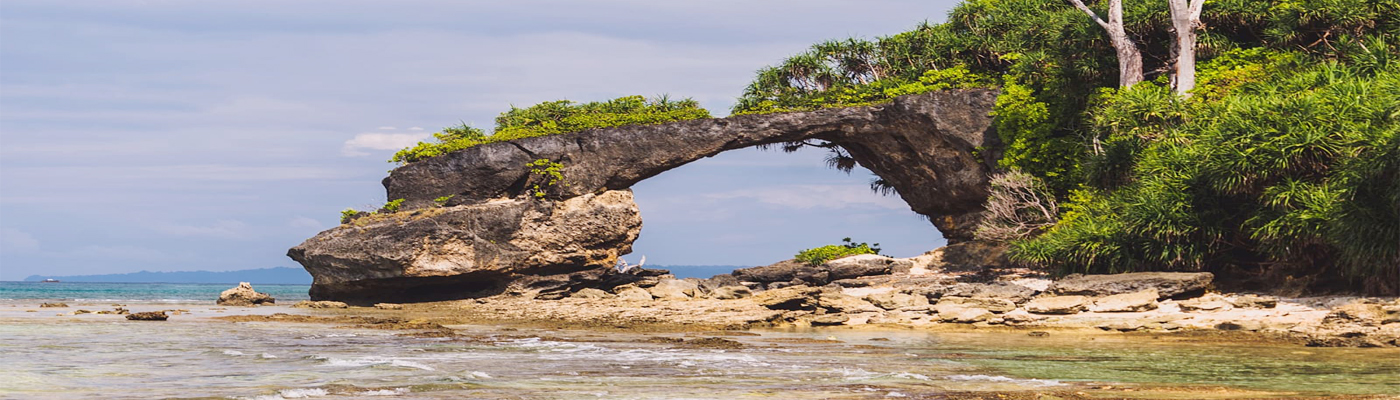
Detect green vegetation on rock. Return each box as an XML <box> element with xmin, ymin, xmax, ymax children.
<box><xmin>391</xmin><ymin>95</ymin><xmax>710</xmax><ymax>164</ymax></box>
<box><xmin>796</xmin><ymin>238</ymin><xmax>882</xmax><ymax>266</ymax></box>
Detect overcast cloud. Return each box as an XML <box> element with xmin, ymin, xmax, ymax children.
<box><xmin>0</xmin><ymin>1</ymin><xmax>961</xmax><ymax>280</ymax></box>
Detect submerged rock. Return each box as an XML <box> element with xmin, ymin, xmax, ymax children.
<box><xmin>126</xmin><ymin>311</ymin><xmax>168</xmax><ymax>321</ymax></box>
<box><xmin>288</xmin><ymin>190</ymin><xmax>641</xmax><ymax>304</ymax></box>
<box><xmin>292</xmin><ymin>301</ymin><xmax>349</xmax><ymax>309</ymax></box>
<box><xmin>217</xmin><ymin>282</ymin><xmax>276</xmax><ymax>307</ymax></box>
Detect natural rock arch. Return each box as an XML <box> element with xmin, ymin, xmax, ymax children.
<box><xmin>385</xmin><ymin>89</ymin><xmax>1000</xmax><ymax>240</ymax></box>
<box><xmin>290</xmin><ymin>90</ymin><xmax>1000</xmax><ymax>303</ymax></box>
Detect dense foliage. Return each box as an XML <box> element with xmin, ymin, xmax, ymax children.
<box><xmin>742</xmin><ymin>0</ymin><xmax>1399</xmax><ymax>293</ymax></box>
<box><xmin>795</xmin><ymin>238</ymin><xmax>883</xmax><ymax>266</ymax></box>
<box><xmin>391</xmin><ymin>95</ymin><xmax>710</xmax><ymax>164</ymax></box>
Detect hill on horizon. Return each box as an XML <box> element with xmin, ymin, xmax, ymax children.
<box><xmin>23</xmin><ymin>267</ymin><xmax>312</xmax><ymax>284</ymax></box>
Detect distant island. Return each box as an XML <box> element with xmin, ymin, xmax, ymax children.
<box><xmin>22</xmin><ymin>267</ymin><xmax>312</xmax><ymax>284</ymax></box>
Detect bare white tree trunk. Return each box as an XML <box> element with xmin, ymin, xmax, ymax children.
<box><xmin>1067</xmin><ymin>0</ymin><xmax>1145</xmax><ymax>88</ymax></box>
<box><xmin>1167</xmin><ymin>0</ymin><xmax>1206</xmax><ymax>97</ymax></box>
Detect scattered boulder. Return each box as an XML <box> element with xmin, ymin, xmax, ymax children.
<box><xmin>292</xmin><ymin>301</ymin><xmax>349</xmax><ymax>309</ymax></box>
<box><xmin>1089</xmin><ymin>289</ymin><xmax>1159</xmax><ymax>312</ymax></box>
<box><xmin>944</xmin><ymin>283</ymin><xmax>1037</xmax><ymax>304</ymax></box>
<box><xmin>126</xmin><ymin>311</ymin><xmax>169</xmax><ymax>321</ymax></box>
<box><xmin>96</xmin><ymin>307</ymin><xmax>130</xmax><ymax>315</ymax></box>
<box><xmin>1001</xmin><ymin>309</ymin><xmax>1040</xmax><ymax>325</ymax></box>
<box><xmin>1025</xmin><ymin>295</ymin><xmax>1090</xmax><ymax>315</ymax></box>
<box><xmin>933</xmin><ymin>304</ymin><xmax>993</xmax><ymax>323</ymax></box>
<box><xmin>217</xmin><ymin>282</ymin><xmax>276</xmax><ymax>307</ymax></box>
<box><xmin>1229</xmin><ymin>294</ymin><xmax>1278</xmax><ymax>309</ymax></box>
<box><xmin>824</xmin><ymin>254</ymin><xmax>896</xmax><ymax>281</ymax></box>
<box><xmin>74</xmin><ymin>309</ymin><xmax>92</xmax><ymax>314</ymax></box>
<box><xmin>570</xmin><ymin>288</ymin><xmax>613</xmax><ymax>299</ymax></box>
<box><xmin>647</xmin><ymin>279</ymin><xmax>698</xmax><ymax>300</ymax></box>
<box><xmin>1048</xmin><ymin>272</ymin><xmax>1213</xmax><ymax>299</ymax></box>
<box><xmin>709</xmin><ymin>286</ymin><xmax>753</xmax><ymax>300</ymax></box>
<box><xmin>614</xmin><ymin>285</ymin><xmax>654</xmax><ymax>301</ymax></box>
<box><xmin>1178</xmin><ymin>293</ymin><xmax>1233</xmax><ymax>312</ymax></box>
<box><xmin>864</xmin><ymin>292</ymin><xmax>929</xmax><ymax>310</ymax></box>
<box><xmin>375</xmin><ymin>303</ymin><xmax>405</xmax><ymax>310</ymax></box>
<box><xmin>936</xmin><ymin>296</ymin><xmax>1016</xmax><ymax>313</ymax></box>
<box><xmin>40</xmin><ymin>302</ymin><xmax>68</xmax><ymax>308</ymax></box>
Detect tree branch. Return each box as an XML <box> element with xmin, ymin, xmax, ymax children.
<box><xmin>1066</xmin><ymin>0</ymin><xmax>1112</xmax><ymax>30</ymax></box>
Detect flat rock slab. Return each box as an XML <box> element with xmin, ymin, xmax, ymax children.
<box><xmin>937</xmin><ymin>296</ymin><xmax>1016</xmax><ymax>313</ymax></box>
<box><xmin>1048</xmin><ymin>272</ymin><xmax>1213</xmax><ymax>299</ymax></box>
<box><xmin>1025</xmin><ymin>295</ymin><xmax>1090</xmax><ymax>315</ymax></box>
<box><xmin>1090</xmin><ymin>289</ymin><xmax>1159</xmax><ymax>312</ymax></box>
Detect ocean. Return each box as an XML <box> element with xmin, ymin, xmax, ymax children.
<box><xmin>0</xmin><ymin>281</ymin><xmax>311</xmax><ymax>303</ymax></box>
<box><xmin>2</xmin><ymin>283</ymin><xmax>1398</xmax><ymax>399</ymax></box>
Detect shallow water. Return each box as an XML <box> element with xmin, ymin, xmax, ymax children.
<box><xmin>2</xmin><ymin>302</ymin><xmax>1397</xmax><ymax>399</ymax></box>
<box><xmin>0</xmin><ymin>281</ymin><xmax>310</xmax><ymax>303</ymax></box>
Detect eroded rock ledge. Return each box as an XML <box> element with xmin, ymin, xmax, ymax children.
<box><xmin>289</xmin><ymin>191</ymin><xmax>641</xmax><ymax>304</ymax></box>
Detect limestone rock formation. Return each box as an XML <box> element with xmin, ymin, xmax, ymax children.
<box><xmin>217</xmin><ymin>282</ymin><xmax>276</xmax><ymax>306</ymax></box>
<box><xmin>288</xmin><ymin>190</ymin><xmax>641</xmax><ymax>304</ymax></box>
<box><xmin>292</xmin><ymin>90</ymin><xmax>998</xmax><ymax>303</ymax></box>
<box><xmin>383</xmin><ymin>90</ymin><xmax>999</xmax><ymax>241</ymax></box>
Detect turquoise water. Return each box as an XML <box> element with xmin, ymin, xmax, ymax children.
<box><xmin>0</xmin><ymin>281</ymin><xmax>310</xmax><ymax>303</ymax></box>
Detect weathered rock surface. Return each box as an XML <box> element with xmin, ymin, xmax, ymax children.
<box><xmin>292</xmin><ymin>300</ymin><xmax>350</xmax><ymax>309</ymax></box>
<box><xmin>1025</xmin><ymin>295</ymin><xmax>1090</xmax><ymax>315</ymax></box>
<box><xmin>934</xmin><ymin>304</ymin><xmax>993</xmax><ymax>323</ymax></box>
<box><xmin>732</xmin><ymin>260</ymin><xmax>829</xmax><ymax>288</ymax></box>
<box><xmin>571</xmin><ymin>288</ymin><xmax>613</xmax><ymax>299</ymax></box>
<box><xmin>289</xmin><ymin>190</ymin><xmax>641</xmax><ymax>304</ymax></box>
<box><xmin>614</xmin><ymin>285</ymin><xmax>654</xmax><ymax>301</ymax></box>
<box><xmin>647</xmin><ymin>279</ymin><xmax>698</xmax><ymax>300</ymax></box>
<box><xmin>1090</xmin><ymin>289</ymin><xmax>1159</xmax><ymax>312</ymax></box>
<box><xmin>824</xmin><ymin>254</ymin><xmax>898</xmax><ymax>280</ymax></box>
<box><xmin>709</xmin><ymin>286</ymin><xmax>753</xmax><ymax>300</ymax></box>
<box><xmin>944</xmin><ymin>282</ymin><xmax>1038</xmax><ymax>304</ymax></box>
<box><xmin>382</xmin><ymin>90</ymin><xmax>999</xmax><ymax>241</ymax></box>
<box><xmin>217</xmin><ymin>282</ymin><xmax>276</xmax><ymax>306</ymax></box>
<box><xmin>1048</xmin><ymin>272</ymin><xmax>1213</xmax><ymax>299</ymax></box>
<box><xmin>937</xmin><ymin>296</ymin><xmax>1017</xmax><ymax>313</ymax></box>
<box><xmin>864</xmin><ymin>291</ymin><xmax>928</xmax><ymax>310</ymax></box>
<box><xmin>1178</xmin><ymin>293</ymin><xmax>1233</xmax><ymax>312</ymax></box>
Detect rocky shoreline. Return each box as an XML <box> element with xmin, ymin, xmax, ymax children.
<box><xmin>283</xmin><ymin>248</ymin><xmax>1400</xmax><ymax>349</ymax></box>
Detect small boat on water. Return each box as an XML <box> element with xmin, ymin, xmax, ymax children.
<box><xmin>41</xmin><ymin>279</ymin><xmax>60</xmax><ymax>283</ymax></box>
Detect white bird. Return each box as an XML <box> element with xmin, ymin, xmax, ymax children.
<box><xmin>615</xmin><ymin>255</ymin><xmax>646</xmax><ymax>274</ymax></box>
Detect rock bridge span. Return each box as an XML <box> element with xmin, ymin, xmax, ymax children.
<box><xmin>290</xmin><ymin>90</ymin><xmax>1000</xmax><ymax>303</ymax></box>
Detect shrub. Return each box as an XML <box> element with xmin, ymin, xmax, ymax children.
<box><xmin>526</xmin><ymin>159</ymin><xmax>564</xmax><ymax>199</ymax></box>
<box><xmin>391</xmin><ymin>95</ymin><xmax>710</xmax><ymax>164</ymax></box>
<box><xmin>974</xmin><ymin>171</ymin><xmax>1059</xmax><ymax>242</ymax></box>
<box><xmin>339</xmin><ymin>208</ymin><xmax>361</xmax><ymax>224</ymax></box>
<box><xmin>381</xmin><ymin>198</ymin><xmax>405</xmax><ymax>213</ymax></box>
<box><xmin>433</xmin><ymin>195</ymin><xmax>455</xmax><ymax>206</ymax></box>
<box><xmin>795</xmin><ymin>238</ymin><xmax>882</xmax><ymax>266</ymax></box>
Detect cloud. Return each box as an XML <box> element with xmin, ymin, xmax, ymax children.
<box><xmin>377</xmin><ymin>126</ymin><xmax>397</xmax><ymax>130</ymax></box>
<box><xmin>0</xmin><ymin>228</ymin><xmax>40</xmax><ymax>252</ymax></box>
<box><xmin>341</xmin><ymin>133</ymin><xmax>432</xmax><ymax>157</ymax></box>
<box><xmin>153</xmin><ymin>220</ymin><xmax>252</xmax><ymax>240</ymax></box>
<box><xmin>705</xmin><ymin>184</ymin><xmax>908</xmax><ymax>210</ymax></box>
<box><xmin>287</xmin><ymin>216</ymin><xmax>325</xmax><ymax>231</ymax></box>
<box><xmin>70</xmin><ymin>245</ymin><xmax>173</xmax><ymax>261</ymax></box>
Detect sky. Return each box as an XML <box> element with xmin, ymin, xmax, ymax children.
<box><xmin>0</xmin><ymin>0</ymin><xmax>963</xmax><ymax>280</ymax></box>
